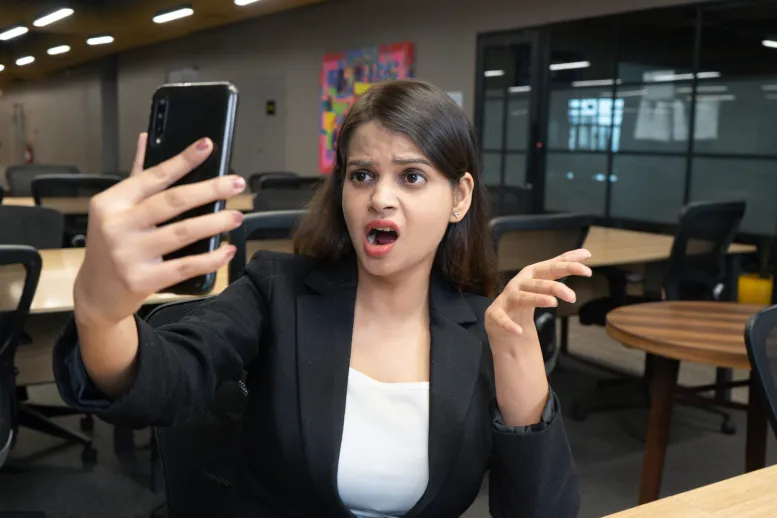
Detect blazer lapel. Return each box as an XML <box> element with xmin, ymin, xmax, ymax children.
<box><xmin>296</xmin><ymin>258</ymin><xmax>357</xmax><ymax>515</ymax></box>
<box><xmin>406</xmin><ymin>273</ymin><xmax>484</xmax><ymax>518</ymax></box>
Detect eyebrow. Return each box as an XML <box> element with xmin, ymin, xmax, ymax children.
<box><xmin>347</xmin><ymin>157</ymin><xmax>432</xmax><ymax>167</ymax></box>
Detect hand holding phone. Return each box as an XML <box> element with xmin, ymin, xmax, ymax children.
<box><xmin>72</xmin><ymin>133</ymin><xmax>246</xmax><ymax>331</ymax></box>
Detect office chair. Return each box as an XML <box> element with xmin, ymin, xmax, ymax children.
<box><xmin>145</xmin><ymin>299</ymin><xmax>248</xmax><ymax>518</ymax></box>
<box><xmin>745</xmin><ymin>304</ymin><xmax>777</xmax><ymax>439</ymax></box>
<box><xmin>247</xmin><ymin>172</ymin><xmax>299</xmax><ymax>193</ymax></box>
<box><xmin>0</xmin><ymin>185</ymin><xmax>4</xmax><ymax>204</ymax></box>
<box><xmin>490</xmin><ymin>213</ymin><xmax>592</xmax><ymax>373</ymax></box>
<box><xmin>31</xmin><ymin>174</ymin><xmax>122</xmax><ymax>247</ymax></box>
<box><xmin>5</xmin><ymin>164</ymin><xmax>79</xmax><ymax>197</ymax></box>
<box><xmin>487</xmin><ymin>185</ymin><xmax>531</xmax><ymax>216</ymax></box>
<box><xmin>0</xmin><ymin>246</ymin><xmax>48</xmax><ymax>517</ymax></box>
<box><xmin>573</xmin><ymin>200</ymin><xmax>747</xmax><ymax>433</ymax></box>
<box><xmin>0</xmin><ymin>206</ymin><xmax>64</xmax><ymax>249</ymax></box>
<box><xmin>228</xmin><ymin>210</ymin><xmax>305</xmax><ymax>284</ymax></box>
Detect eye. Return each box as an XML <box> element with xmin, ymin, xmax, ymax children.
<box><xmin>402</xmin><ymin>170</ymin><xmax>427</xmax><ymax>185</ymax></box>
<box><xmin>349</xmin><ymin>170</ymin><xmax>373</xmax><ymax>183</ymax></box>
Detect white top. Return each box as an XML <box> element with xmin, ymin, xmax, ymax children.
<box><xmin>337</xmin><ymin>368</ymin><xmax>430</xmax><ymax>518</ymax></box>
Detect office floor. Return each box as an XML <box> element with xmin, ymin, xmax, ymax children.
<box><xmin>2</xmin><ymin>321</ymin><xmax>775</xmax><ymax>518</ymax></box>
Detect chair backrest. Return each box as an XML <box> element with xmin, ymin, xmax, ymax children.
<box><xmin>252</xmin><ymin>185</ymin><xmax>315</xmax><ymax>212</ymax></box>
<box><xmin>490</xmin><ymin>213</ymin><xmax>592</xmax><ymax>274</ymax></box>
<box><xmin>0</xmin><ymin>246</ymin><xmax>42</xmax><ymax>469</ymax></box>
<box><xmin>487</xmin><ymin>186</ymin><xmax>531</xmax><ymax>216</ymax></box>
<box><xmin>228</xmin><ymin>210</ymin><xmax>305</xmax><ymax>283</ymax></box>
<box><xmin>248</xmin><ymin>172</ymin><xmax>299</xmax><ymax>193</ymax></box>
<box><xmin>0</xmin><ymin>206</ymin><xmax>65</xmax><ymax>249</ymax></box>
<box><xmin>0</xmin><ymin>185</ymin><xmax>4</xmax><ymax>204</ymax></box>
<box><xmin>5</xmin><ymin>164</ymin><xmax>80</xmax><ymax>196</ymax></box>
<box><xmin>665</xmin><ymin>200</ymin><xmax>746</xmax><ymax>301</ymax></box>
<box><xmin>745</xmin><ymin>304</ymin><xmax>777</xmax><ymax>440</ymax></box>
<box><xmin>31</xmin><ymin>174</ymin><xmax>122</xmax><ymax>206</ymax></box>
<box><xmin>145</xmin><ymin>299</ymin><xmax>248</xmax><ymax>518</ymax></box>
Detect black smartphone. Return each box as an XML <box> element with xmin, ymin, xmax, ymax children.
<box><xmin>143</xmin><ymin>81</ymin><xmax>239</xmax><ymax>295</ymax></box>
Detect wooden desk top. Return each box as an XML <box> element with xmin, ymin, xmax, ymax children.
<box><xmin>582</xmin><ymin>227</ymin><xmax>755</xmax><ymax>268</ymax></box>
<box><xmin>2</xmin><ymin>194</ymin><xmax>255</xmax><ymax>213</ymax></box>
<box><xmin>606</xmin><ymin>301</ymin><xmax>764</xmax><ymax>370</ymax></box>
<box><xmin>605</xmin><ymin>464</ymin><xmax>777</xmax><ymax>517</ymax></box>
<box><xmin>25</xmin><ymin>248</ymin><xmax>229</xmax><ymax>314</ymax></box>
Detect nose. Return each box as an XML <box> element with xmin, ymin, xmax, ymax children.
<box><xmin>369</xmin><ymin>177</ymin><xmax>398</xmax><ymax>213</ymax></box>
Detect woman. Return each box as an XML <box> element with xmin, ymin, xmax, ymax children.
<box><xmin>54</xmin><ymin>80</ymin><xmax>586</xmax><ymax>517</ymax></box>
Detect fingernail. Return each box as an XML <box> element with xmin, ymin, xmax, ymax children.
<box><xmin>233</xmin><ymin>177</ymin><xmax>246</xmax><ymax>191</ymax></box>
<box><xmin>196</xmin><ymin>138</ymin><xmax>211</xmax><ymax>151</ymax></box>
<box><xmin>233</xmin><ymin>211</ymin><xmax>244</xmax><ymax>225</ymax></box>
<box><xmin>225</xmin><ymin>246</ymin><xmax>236</xmax><ymax>259</ymax></box>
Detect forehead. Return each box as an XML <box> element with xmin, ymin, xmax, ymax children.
<box><xmin>347</xmin><ymin>121</ymin><xmax>425</xmax><ymax>160</ymax></box>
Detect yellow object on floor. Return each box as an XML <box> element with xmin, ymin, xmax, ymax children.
<box><xmin>738</xmin><ymin>273</ymin><xmax>773</xmax><ymax>305</ymax></box>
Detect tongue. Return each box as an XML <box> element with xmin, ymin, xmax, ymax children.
<box><xmin>375</xmin><ymin>231</ymin><xmax>397</xmax><ymax>245</ymax></box>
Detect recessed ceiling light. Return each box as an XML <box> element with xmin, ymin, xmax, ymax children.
<box><xmin>16</xmin><ymin>56</ymin><xmax>35</xmax><ymax>67</ymax></box>
<box><xmin>484</xmin><ymin>70</ymin><xmax>505</xmax><ymax>77</ymax></box>
<box><xmin>0</xmin><ymin>26</ymin><xmax>29</xmax><ymax>41</ymax></box>
<box><xmin>87</xmin><ymin>35</ymin><xmax>114</xmax><ymax>46</ymax></box>
<box><xmin>549</xmin><ymin>61</ymin><xmax>591</xmax><ymax>71</ymax></box>
<box><xmin>153</xmin><ymin>6</ymin><xmax>194</xmax><ymax>24</ymax></box>
<box><xmin>762</xmin><ymin>40</ymin><xmax>777</xmax><ymax>49</ymax></box>
<box><xmin>235</xmin><ymin>0</ymin><xmax>262</xmax><ymax>5</ymax></box>
<box><xmin>34</xmin><ymin>8</ymin><xmax>74</xmax><ymax>27</ymax></box>
<box><xmin>48</xmin><ymin>45</ymin><xmax>71</xmax><ymax>55</ymax></box>
<box><xmin>0</xmin><ymin>65</ymin><xmax>5</xmax><ymax>73</ymax></box>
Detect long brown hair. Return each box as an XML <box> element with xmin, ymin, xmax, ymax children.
<box><xmin>294</xmin><ymin>79</ymin><xmax>499</xmax><ymax>297</ymax></box>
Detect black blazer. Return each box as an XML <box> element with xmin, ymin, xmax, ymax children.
<box><xmin>54</xmin><ymin>251</ymin><xmax>579</xmax><ymax>517</ymax></box>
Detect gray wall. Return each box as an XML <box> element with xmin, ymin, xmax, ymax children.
<box><xmin>0</xmin><ymin>0</ymin><xmax>695</xmax><ymax>177</ymax></box>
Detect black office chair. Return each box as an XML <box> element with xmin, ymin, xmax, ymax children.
<box><xmin>487</xmin><ymin>186</ymin><xmax>531</xmax><ymax>216</ymax></box>
<box><xmin>31</xmin><ymin>174</ymin><xmax>122</xmax><ymax>247</ymax></box>
<box><xmin>247</xmin><ymin>172</ymin><xmax>299</xmax><ymax>193</ymax></box>
<box><xmin>0</xmin><ymin>246</ymin><xmax>48</xmax><ymax>517</ymax></box>
<box><xmin>5</xmin><ymin>164</ymin><xmax>79</xmax><ymax>197</ymax></box>
<box><xmin>228</xmin><ymin>210</ymin><xmax>305</xmax><ymax>284</ymax></box>
<box><xmin>746</xmin><ymin>304</ymin><xmax>777</xmax><ymax>439</ymax></box>
<box><xmin>0</xmin><ymin>206</ymin><xmax>64</xmax><ymax>249</ymax></box>
<box><xmin>0</xmin><ymin>185</ymin><xmax>4</xmax><ymax>204</ymax></box>
<box><xmin>145</xmin><ymin>299</ymin><xmax>248</xmax><ymax>518</ymax></box>
<box><xmin>574</xmin><ymin>200</ymin><xmax>747</xmax><ymax>432</ymax></box>
<box><xmin>490</xmin><ymin>213</ymin><xmax>592</xmax><ymax>373</ymax></box>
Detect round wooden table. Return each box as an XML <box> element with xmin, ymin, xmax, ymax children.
<box><xmin>606</xmin><ymin>301</ymin><xmax>768</xmax><ymax>505</ymax></box>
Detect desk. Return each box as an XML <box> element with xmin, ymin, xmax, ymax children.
<box><xmin>605</xmin><ymin>464</ymin><xmax>777</xmax><ymax>517</ymax></box>
<box><xmin>607</xmin><ymin>301</ymin><xmax>768</xmax><ymax>504</ymax></box>
<box><xmin>3</xmin><ymin>194</ymin><xmax>255</xmax><ymax>213</ymax></box>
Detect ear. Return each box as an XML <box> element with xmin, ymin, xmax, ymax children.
<box><xmin>450</xmin><ymin>172</ymin><xmax>474</xmax><ymax>223</ymax></box>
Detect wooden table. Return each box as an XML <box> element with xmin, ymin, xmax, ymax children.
<box><xmin>2</xmin><ymin>193</ymin><xmax>255</xmax><ymax>213</ymax></box>
<box><xmin>607</xmin><ymin>301</ymin><xmax>769</xmax><ymax>505</ymax></box>
<box><xmin>605</xmin><ymin>464</ymin><xmax>777</xmax><ymax>517</ymax></box>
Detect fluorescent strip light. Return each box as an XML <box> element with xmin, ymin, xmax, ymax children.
<box><xmin>650</xmin><ymin>71</ymin><xmax>720</xmax><ymax>82</ymax></box>
<box><xmin>47</xmin><ymin>45</ymin><xmax>71</xmax><ymax>55</ymax></box>
<box><xmin>571</xmin><ymin>78</ymin><xmax>622</xmax><ymax>87</ymax></box>
<box><xmin>87</xmin><ymin>35</ymin><xmax>114</xmax><ymax>45</ymax></box>
<box><xmin>0</xmin><ymin>26</ymin><xmax>29</xmax><ymax>41</ymax></box>
<box><xmin>33</xmin><ymin>8</ymin><xmax>74</xmax><ymax>27</ymax></box>
<box><xmin>696</xmin><ymin>71</ymin><xmax>721</xmax><ymax>79</ymax></box>
<box><xmin>16</xmin><ymin>56</ymin><xmax>35</xmax><ymax>66</ymax></box>
<box><xmin>484</xmin><ymin>70</ymin><xmax>505</xmax><ymax>78</ymax></box>
<box><xmin>550</xmin><ymin>61</ymin><xmax>590</xmax><ymax>71</ymax></box>
<box><xmin>508</xmin><ymin>85</ymin><xmax>531</xmax><ymax>93</ymax></box>
<box><xmin>763</xmin><ymin>40</ymin><xmax>777</xmax><ymax>49</ymax></box>
<box><xmin>235</xmin><ymin>0</ymin><xmax>262</xmax><ymax>4</ymax></box>
<box><xmin>153</xmin><ymin>7</ymin><xmax>194</xmax><ymax>24</ymax></box>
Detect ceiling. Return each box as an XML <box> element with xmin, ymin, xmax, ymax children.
<box><xmin>0</xmin><ymin>0</ymin><xmax>326</xmax><ymax>88</ymax></box>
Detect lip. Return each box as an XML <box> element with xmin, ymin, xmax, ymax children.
<box><xmin>363</xmin><ymin>219</ymin><xmax>400</xmax><ymax>258</ymax></box>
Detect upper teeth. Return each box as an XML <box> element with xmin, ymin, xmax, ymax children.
<box><xmin>374</xmin><ymin>227</ymin><xmax>393</xmax><ymax>232</ymax></box>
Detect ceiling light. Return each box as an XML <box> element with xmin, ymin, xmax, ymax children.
<box><xmin>550</xmin><ymin>61</ymin><xmax>590</xmax><ymax>71</ymax></box>
<box><xmin>484</xmin><ymin>70</ymin><xmax>504</xmax><ymax>77</ymax></box>
<box><xmin>16</xmin><ymin>56</ymin><xmax>35</xmax><ymax>67</ymax></box>
<box><xmin>0</xmin><ymin>26</ymin><xmax>29</xmax><ymax>41</ymax></box>
<box><xmin>763</xmin><ymin>40</ymin><xmax>777</xmax><ymax>49</ymax></box>
<box><xmin>571</xmin><ymin>79</ymin><xmax>622</xmax><ymax>87</ymax></box>
<box><xmin>47</xmin><ymin>45</ymin><xmax>71</xmax><ymax>55</ymax></box>
<box><xmin>235</xmin><ymin>0</ymin><xmax>262</xmax><ymax>4</ymax></box>
<box><xmin>508</xmin><ymin>85</ymin><xmax>531</xmax><ymax>93</ymax></box>
<box><xmin>87</xmin><ymin>35</ymin><xmax>114</xmax><ymax>46</ymax></box>
<box><xmin>0</xmin><ymin>65</ymin><xmax>4</xmax><ymax>73</ymax></box>
<box><xmin>153</xmin><ymin>6</ymin><xmax>194</xmax><ymax>24</ymax></box>
<box><xmin>33</xmin><ymin>8</ymin><xmax>74</xmax><ymax>27</ymax></box>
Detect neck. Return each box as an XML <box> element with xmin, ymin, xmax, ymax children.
<box><xmin>355</xmin><ymin>261</ymin><xmax>432</xmax><ymax>320</ymax></box>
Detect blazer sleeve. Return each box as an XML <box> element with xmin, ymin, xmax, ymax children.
<box><xmin>488</xmin><ymin>387</ymin><xmax>581</xmax><ymax>518</ymax></box>
<box><xmin>53</xmin><ymin>253</ymin><xmax>273</xmax><ymax>429</ymax></box>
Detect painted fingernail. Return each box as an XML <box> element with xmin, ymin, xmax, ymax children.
<box><xmin>196</xmin><ymin>138</ymin><xmax>211</xmax><ymax>151</ymax></box>
<box><xmin>233</xmin><ymin>211</ymin><xmax>244</xmax><ymax>225</ymax></box>
<box><xmin>225</xmin><ymin>246</ymin><xmax>236</xmax><ymax>259</ymax></box>
<box><xmin>233</xmin><ymin>177</ymin><xmax>246</xmax><ymax>191</ymax></box>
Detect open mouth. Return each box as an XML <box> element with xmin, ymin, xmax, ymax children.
<box><xmin>367</xmin><ymin>227</ymin><xmax>399</xmax><ymax>246</ymax></box>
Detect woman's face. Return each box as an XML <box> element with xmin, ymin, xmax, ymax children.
<box><xmin>341</xmin><ymin>121</ymin><xmax>473</xmax><ymax>280</ymax></box>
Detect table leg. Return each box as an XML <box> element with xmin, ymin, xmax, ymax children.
<box><xmin>639</xmin><ymin>355</ymin><xmax>680</xmax><ymax>505</ymax></box>
<box><xmin>745</xmin><ymin>374</ymin><xmax>768</xmax><ymax>472</ymax></box>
